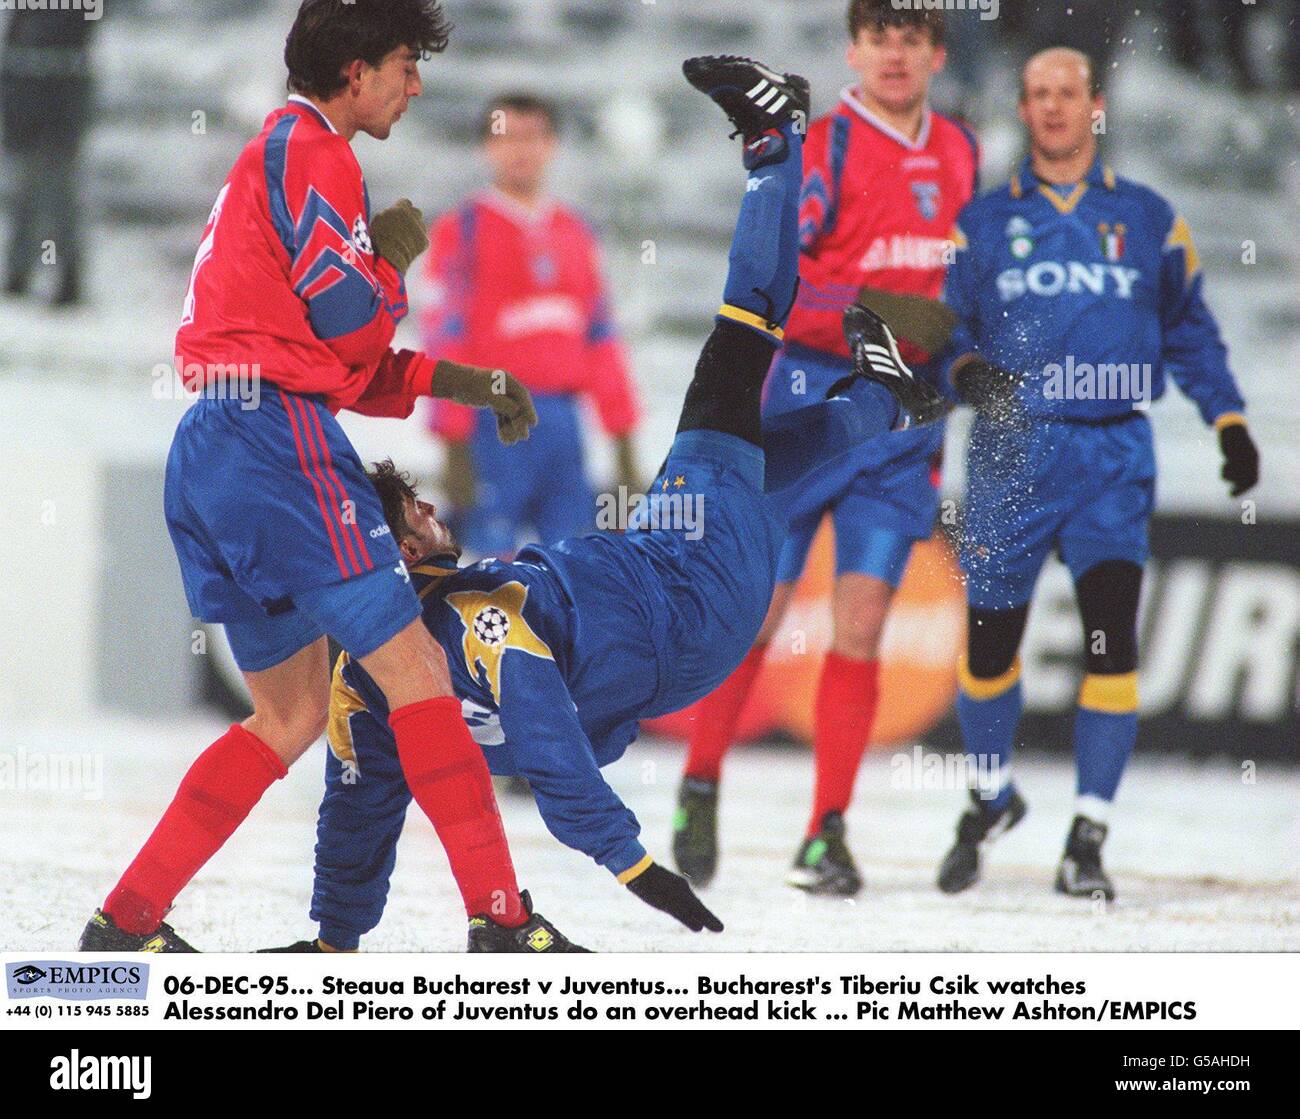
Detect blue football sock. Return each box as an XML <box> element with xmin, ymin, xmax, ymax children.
<box><xmin>957</xmin><ymin>660</ymin><xmax>1023</xmax><ymax>812</ymax></box>
<box><xmin>719</xmin><ymin>121</ymin><xmax>804</xmax><ymax>334</ymax></box>
<box><xmin>1073</xmin><ymin>673</ymin><xmax>1139</xmax><ymax>821</ymax></box>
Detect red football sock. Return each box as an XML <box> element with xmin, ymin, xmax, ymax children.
<box><xmin>683</xmin><ymin>643</ymin><xmax>769</xmax><ymax>783</ymax></box>
<box><xmin>808</xmin><ymin>652</ymin><xmax>881</xmax><ymax>837</ymax></box>
<box><xmin>104</xmin><ymin>724</ymin><xmax>287</xmax><ymax>935</ymax></box>
<box><xmin>390</xmin><ymin>696</ymin><xmax>525</xmax><ymax>927</ymax></box>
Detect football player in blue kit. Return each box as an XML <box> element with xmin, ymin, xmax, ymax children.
<box><xmin>264</xmin><ymin>55</ymin><xmax>949</xmax><ymax>952</ymax></box>
<box><xmin>936</xmin><ymin>48</ymin><xmax>1259</xmax><ymax>901</ymax></box>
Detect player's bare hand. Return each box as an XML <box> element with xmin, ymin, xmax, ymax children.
<box><xmin>369</xmin><ymin>198</ymin><xmax>428</xmax><ymax>274</ymax></box>
<box><xmin>431</xmin><ymin>360</ymin><xmax>539</xmax><ymax>446</ymax></box>
<box><xmin>625</xmin><ymin>861</ymin><xmax>724</xmax><ymax>933</ymax></box>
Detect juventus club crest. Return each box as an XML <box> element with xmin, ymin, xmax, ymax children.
<box><xmin>1099</xmin><ymin>221</ymin><xmax>1126</xmax><ymax>262</ymax></box>
<box><xmin>1006</xmin><ymin>215</ymin><xmax>1034</xmax><ymax>260</ymax></box>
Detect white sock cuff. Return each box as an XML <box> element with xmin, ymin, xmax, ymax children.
<box><xmin>1075</xmin><ymin>794</ymin><xmax>1112</xmax><ymax>824</ymax></box>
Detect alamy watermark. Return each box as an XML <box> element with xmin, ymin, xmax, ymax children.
<box><xmin>152</xmin><ymin>358</ymin><xmax>261</xmax><ymax>411</ymax></box>
<box><xmin>890</xmin><ymin>744</ymin><xmax>1005</xmax><ymax>800</ymax></box>
<box><xmin>1</xmin><ymin>0</ymin><xmax>102</xmax><ymax>20</ymax></box>
<box><xmin>1042</xmin><ymin>355</ymin><xmax>1153</xmax><ymax>410</ymax></box>
<box><xmin>0</xmin><ymin>747</ymin><xmax>103</xmax><ymax>801</ymax></box>
<box><xmin>598</xmin><ymin>486</ymin><xmax>705</xmax><ymax>541</ymax></box>
<box><xmin>892</xmin><ymin>0</ymin><xmax>999</xmax><ymax>20</ymax></box>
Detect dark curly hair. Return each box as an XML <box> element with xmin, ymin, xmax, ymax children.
<box><xmin>368</xmin><ymin>458</ymin><xmax>419</xmax><ymax>540</ymax></box>
<box><xmin>285</xmin><ymin>0</ymin><xmax>452</xmax><ymax>100</ymax></box>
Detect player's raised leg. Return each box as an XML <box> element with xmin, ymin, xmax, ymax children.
<box><xmin>661</xmin><ymin>55</ymin><xmax>810</xmax><ymax>889</ymax></box>
<box><xmin>669</xmin><ymin>57</ymin><xmax>944</xmax><ymax>888</ymax></box>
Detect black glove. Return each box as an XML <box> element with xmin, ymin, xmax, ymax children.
<box><xmin>1218</xmin><ymin>421</ymin><xmax>1259</xmax><ymax>497</ymax></box>
<box><xmin>951</xmin><ymin>354</ymin><xmax>1022</xmax><ymax>415</ymax></box>
<box><xmin>625</xmin><ymin>862</ymin><xmax>723</xmax><ymax>932</ymax></box>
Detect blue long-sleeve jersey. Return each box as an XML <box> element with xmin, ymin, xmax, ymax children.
<box><xmin>944</xmin><ymin>157</ymin><xmax>1246</xmax><ymax>425</ymax></box>
<box><xmin>329</xmin><ymin>549</ymin><xmax>650</xmax><ymax>881</ymax></box>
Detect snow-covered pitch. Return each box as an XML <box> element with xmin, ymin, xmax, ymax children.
<box><xmin>4</xmin><ymin>719</ymin><xmax>1296</xmax><ymax>953</ymax></box>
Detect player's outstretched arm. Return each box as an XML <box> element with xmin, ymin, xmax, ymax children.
<box><xmin>429</xmin><ymin>360</ymin><xmax>539</xmax><ymax>446</ymax></box>
<box><xmin>497</xmin><ymin>656</ymin><xmax>723</xmax><ymax>932</ymax></box>
<box><xmin>344</xmin><ymin>352</ymin><xmax>538</xmax><ymax>444</ymax></box>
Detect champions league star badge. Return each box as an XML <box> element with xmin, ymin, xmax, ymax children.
<box><xmin>352</xmin><ymin>215</ymin><xmax>374</xmax><ymax>256</ymax></box>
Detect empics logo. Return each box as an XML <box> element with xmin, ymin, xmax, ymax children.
<box><xmin>6</xmin><ymin>961</ymin><xmax>149</xmax><ymax>1001</ymax></box>
<box><xmin>50</xmin><ymin>1052</ymin><xmax>152</xmax><ymax>1100</ymax></box>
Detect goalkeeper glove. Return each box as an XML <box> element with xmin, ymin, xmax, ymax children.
<box><xmin>624</xmin><ymin>861</ymin><xmax>724</xmax><ymax>933</ymax></box>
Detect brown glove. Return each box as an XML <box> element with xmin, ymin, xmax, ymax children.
<box><xmin>856</xmin><ymin>286</ymin><xmax>958</xmax><ymax>355</ymax></box>
<box><xmin>369</xmin><ymin>199</ymin><xmax>428</xmax><ymax>275</ymax></box>
<box><xmin>431</xmin><ymin>359</ymin><xmax>539</xmax><ymax>446</ymax></box>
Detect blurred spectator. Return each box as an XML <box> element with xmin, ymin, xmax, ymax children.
<box><xmin>420</xmin><ymin>93</ymin><xmax>642</xmax><ymax>557</ymax></box>
<box><xmin>1167</xmin><ymin>0</ymin><xmax>1271</xmax><ymax>92</ymax></box>
<box><xmin>2</xmin><ymin>6</ymin><xmax>98</xmax><ymax>306</ymax></box>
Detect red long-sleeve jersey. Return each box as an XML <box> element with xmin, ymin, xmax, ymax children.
<box><xmin>787</xmin><ymin>88</ymin><xmax>979</xmax><ymax>363</ymax></box>
<box><xmin>175</xmin><ymin>97</ymin><xmax>433</xmax><ymax>419</ymax></box>
<box><xmin>420</xmin><ymin>190</ymin><xmax>640</xmax><ymax>442</ymax></box>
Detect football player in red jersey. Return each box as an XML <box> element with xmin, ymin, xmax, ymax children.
<box><xmin>422</xmin><ymin>93</ymin><xmax>642</xmax><ymax>557</ymax></box>
<box><xmin>78</xmin><ymin>1</ymin><xmax>584</xmax><ymax>954</ymax></box>
<box><xmin>673</xmin><ymin>0</ymin><xmax>978</xmax><ymax>896</ymax></box>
